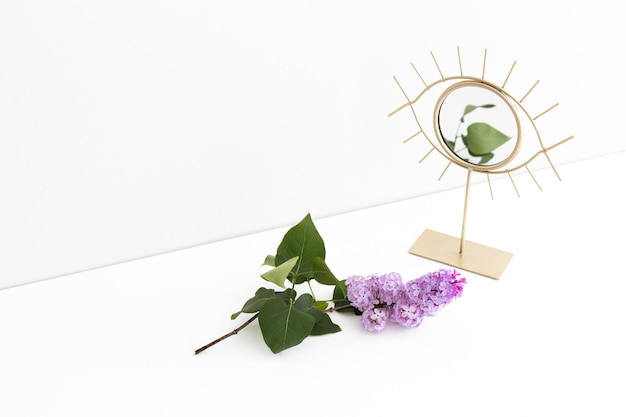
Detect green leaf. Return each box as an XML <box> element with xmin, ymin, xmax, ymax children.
<box><xmin>231</xmin><ymin>287</ymin><xmax>275</xmax><ymax>319</ymax></box>
<box><xmin>311</xmin><ymin>257</ymin><xmax>344</xmax><ymax>291</ymax></box>
<box><xmin>313</xmin><ymin>300</ymin><xmax>329</xmax><ymax>310</ymax></box>
<box><xmin>310</xmin><ymin>313</ymin><xmax>342</xmax><ymax>335</ymax></box>
<box><xmin>230</xmin><ymin>287</ymin><xmax>296</xmax><ymax>319</ymax></box>
<box><xmin>275</xmin><ymin>288</ymin><xmax>297</xmax><ymax>301</ymax></box>
<box><xmin>294</xmin><ymin>294</ymin><xmax>341</xmax><ymax>336</ymax></box>
<box><xmin>461</xmin><ymin>104</ymin><xmax>478</xmax><ymax>121</ymax></box>
<box><xmin>478</xmin><ymin>153</ymin><xmax>495</xmax><ymax>164</ymax></box>
<box><xmin>293</xmin><ymin>293</ymin><xmax>316</xmax><ymax>312</ymax></box>
<box><xmin>463</xmin><ymin>122</ymin><xmax>511</xmax><ymax>157</ymax></box>
<box><xmin>333</xmin><ymin>281</ymin><xmax>357</xmax><ymax>314</ymax></box>
<box><xmin>258</xmin><ymin>298</ymin><xmax>316</xmax><ymax>354</ymax></box>
<box><xmin>461</xmin><ymin>103</ymin><xmax>495</xmax><ymax>122</ymax></box>
<box><xmin>275</xmin><ymin>213</ymin><xmax>326</xmax><ymax>282</ymax></box>
<box><xmin>260</xmin><ymin>256</ymin><xmax>299</xmax><ymax>288</ymax></box>
<box><xmin>445</xmin><ymin>139</ymin><xmax>455</xmax><ymax>151</ymax></box>
<box><xmin>262</xmin><ymin>254</ymin><xmax>276</xmax><ymax>267</ymax></box>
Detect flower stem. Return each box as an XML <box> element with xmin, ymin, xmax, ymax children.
<box><xmin>194</xmin><ymin>313</ymin><xmax>260</xmax><ymax>355</ymax></box>
<box><xmin>323</xmin><ymin>304</ymin><xmax>354</xmax><ymax>313</ymax></box>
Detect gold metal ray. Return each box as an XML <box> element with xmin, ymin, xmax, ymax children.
<box><xmin>482</xmin><ymin>135</ymin><xmax>574</xmax><ymax>176</ymax></box>
<box><xmin>403</xmin><ymin>131</ymin><xmax>423</xmax><ymax>143</ymax></box>
<box><xmin>533</xmin><ymin>103</ymin><xmax>559</xmax><ymax>120</ymax></box>
<box><xmin>431</xmin><ymin>51</ymin><xmax>445</xmax><ymax>79</ymax></box>
<box><xmin>542</xmin><ymin>136</ymin><xmax>574</xmax><ymax>181</ymax></box>
<box><xmin>481</xmin><ymin>49</ymin><xmax>487</xmax><ymax>79</ymax></box>
<box><xmin>388</xmin><ymin>76</ymin><xmax>411</xmax><ymax>118</ymax></box>
<box><xmin>411</xmin><ymin>63</ymin><xmax>429</xmax><ymax>90</ymax></box>
<box><xmin>525</xmin><ymin>165</ymin><xmax>543</xmax><ymax>192</ymax></box>
<box><xmin>419</xmin><ymin>147</ymin><xmax>435</xmax><ymax>163</ymax></box>
<box><xmin>438</xmin><ymin>161</ymin><xmax>452</xmax><ymax>181</ymax></box>
<box><xmin>506</xmin><ymin>170</ymin><xmax>521</xmax><ymax>197</ymax></box>
<box><xmin>502</xmin><ymin>61</ymin><xmax>516</xmax><ymax>89</ymax></box>
<box><xmin>520</xmin><ymin>80</ymin><xmax>540</xmax><ymax>103</ymax></box>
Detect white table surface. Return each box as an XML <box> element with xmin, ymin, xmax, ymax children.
<box><xmin>1</xmin><ymin>151</ymin><xmax>625</xmax><ymax>417</ymax></box>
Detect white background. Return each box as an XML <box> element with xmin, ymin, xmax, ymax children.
<box><xmin>1</xmin><ymin>0</ymin><xmax>624</xmax><ymax>289</ymax></box>
<box><xmin>1</xmin><ymin>153</ymin><xmax>625</xmax><ymax>416</ymax></box>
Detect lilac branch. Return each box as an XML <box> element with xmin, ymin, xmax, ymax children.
<box><xmin>194</xmin><ymin>313</ymin><xmax>260</xmax><ymax>355</ymax></box>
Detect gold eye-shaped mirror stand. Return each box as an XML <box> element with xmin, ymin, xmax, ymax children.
<box><xmin>391</xmin><ymin>47</ymin><xmax>573</xmax><ymax>279</ymax></box>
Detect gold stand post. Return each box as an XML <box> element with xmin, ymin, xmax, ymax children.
<box><xmin>409</xmin><ymin>169</ymin><xmax>513</xmax><ymax>279</ymax></box>
<box><xmin>459</xmin><ymin>169</ymin><xmax>472</xmax><ymax>253</ymax></box>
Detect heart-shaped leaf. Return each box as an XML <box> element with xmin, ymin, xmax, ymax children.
<box><xmin>275</xmin><ymin>214</ymin><xmax>325</xmax><ymax>282</ymax></box>
<box><xmin>294</xmin><ymin>294</ymin><xmax>341</xmax><ymax>336</ymax></box>
<box><xmin>231</xmin><ymin>287</ymin><xmax>275</xmax><ymax>319</ymax></box>
<box><xmin>258</xmin><ymin>298</ymin><xmax>316</xmax><ymax>354</ymax></box>
<box><xmin>230</xmin><ymin>287</ymin><xmax>296</xmax><ymax>319</ymax></box>
<box><xmin>463</xmin><ymin>122</ymin><xmax>510</xmax><ymax>157</ymax></box>
<box><xmin>478</xmin><ymin>152</ymin><xmax>495</xmax><ymax>164</ymax></box>
<box><xmin>311</xmin><ymin>257</ymin><xmax>345</xmax><ymax>293</ymax></box>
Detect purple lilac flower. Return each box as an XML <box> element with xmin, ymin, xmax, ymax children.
<box><xmin>360</xmin><ymin>307</ymin><xmax>390</xmax><ymax>332</ymax></box>
<box><xmin>390</xmin><ymin>296</ymin><xmax>423</xmax><ymax>328</ymax></box>
<box><xmin>345</xmin><ymin>274</ymin><xmax>379</xmax><ymax>312</ymax></box>
<box><xmin>346</xmin><ymin>269</ymin><xmax>466</xmax><ymax>332</ymax></box>
<box><xmin>405</xmin><ymin>269</ymin><xmax>466</xmax><ymax>316</ymax></box>
<box><xmin>376</xmin><ymin>272</ymin><xmax>404</xmax><ymax>305</ymax></box>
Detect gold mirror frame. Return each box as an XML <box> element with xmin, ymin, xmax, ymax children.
<box><xmin>433</xmin><ymin>79</ymin><xmax>522</xmax><ymax>171</ymax></box>
<box><xmin>389</xmin><ymin>47</ymin><xmax>573</xmax><ymax>279</ymax></box>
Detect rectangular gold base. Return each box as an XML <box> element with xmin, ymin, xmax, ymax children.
<box><xmin>409</xmin><ymin>229</ymin><xmax>513</xmax><ymax>279</ymax></box>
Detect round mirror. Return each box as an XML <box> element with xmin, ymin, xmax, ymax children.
<box><xmin>434</xmin><ymin>81</ymin><xmax>521</xmax><ymax>170</ymax></box>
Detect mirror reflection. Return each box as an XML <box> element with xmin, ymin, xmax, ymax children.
<box><xmin>436</xmin><ymin>84</ymin><xmax>519</xmax><ymax>167</ymax></box>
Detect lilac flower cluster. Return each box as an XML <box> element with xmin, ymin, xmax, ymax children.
<box><xmin>345</xmin><ymin>269</ymin><xmax>466</xmax><ymax>332</ymax></box>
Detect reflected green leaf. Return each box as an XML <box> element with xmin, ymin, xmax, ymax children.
<box><xmin>479</xmin><ymin>153</ymin><xmax>495</xmax><ymax>164</ymax></box>
<box><xmin>464</xmin><ymin>122</ymin><xmax>510</xmax><ymax>157</ymax></box>
<box><xmin>461</xmin><ymin>103</ymin><xmax>495</xmax><ymax>122</ymax></box>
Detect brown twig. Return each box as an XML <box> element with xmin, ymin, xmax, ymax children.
<box><xmin>193</xmin><ymin>302</ymin><xmax>354</xmax><ymax>355</ymax></box>
<box><xmin>323</xmin><ymin>304</ymin><xmax>354</xmax><ymax>313</ymax></box>
<box><xmin>194</xmin><ymin>313</ymin><xmax>260</xmax><ymax>355</ymax></box>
